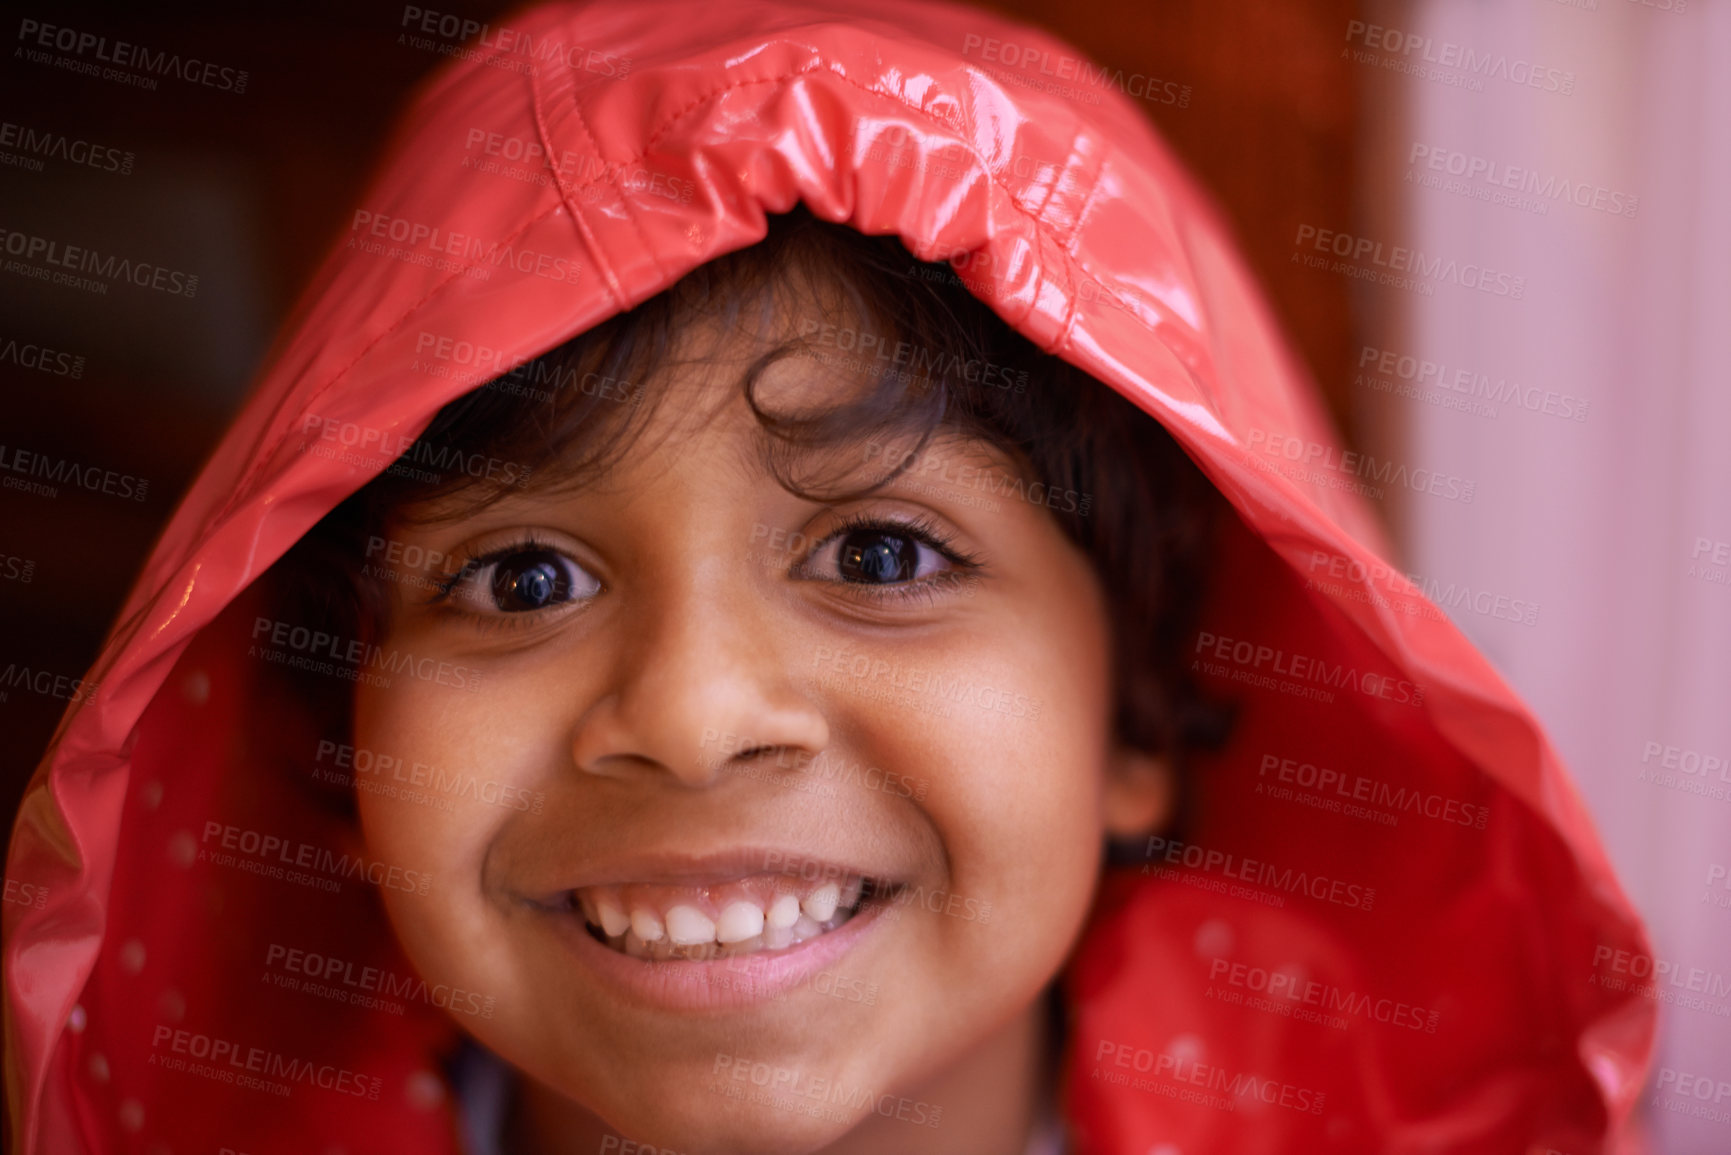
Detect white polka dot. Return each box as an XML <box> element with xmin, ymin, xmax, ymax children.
<box><xmin>67</xmin><ymin>1004</ymin><xmax>87</xmax><ymax>1033</ymax></box>
<box><xmin>1149</xmin><ymin>1145</ymin><xmax>1182</xmax><ymax>1155</ymax></box>
<box><xmin>1192</xmin><ymin>919</ymin><xmax>1233</xmax><ymax>958</ymax></box>
<box><xmin>182</xmin><ymin>670</ymin><xmax>211</xmax><ymax>705</ymax></box>
<box><xmin>1166</xmin><ymin>1034</ymin><xmax>1203</xmax><ymax>1066</ymax></box>
<box><xmin>118</xmin><ymin>1099</ymin><xmax>144</xmax><ymax>1131</ymax></box>
<box><xmin>158</xmin><ymin>988</ymin><xmax>186</xmax><ymax>1022</ymax></box>
<box><xmin>88</xmin><ymin>1053</ymin><xmax>109</xmax><ymax>1083</ymax></box>
<box><xmin>119</xmin><ymin>940</ymin><xmax>146</xmax><ymax>974</ymax></box>
<box><xmin>141</xmin><ymin>780</ymin><xmax>164</xmax><ymax>810</ymax></box>
<box><xmin>168</xmin><ymin>831</ymin><xmax>197</xmax><ymax>867</ymax></box>
<box><xmin>406</xmin><ymin>1068</ymin><xmax>445</xmax><ymax>1109</ymax></box>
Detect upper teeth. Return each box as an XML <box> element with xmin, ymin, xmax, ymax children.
<box><xmin>573</xmin><ymin>871</ymin><xmax>873</xmax><ymax>958</ymax></box>
<box><xmin>716</xmin><ymin>901</ymin><xmax>765</xmax><ymax>944</ymax></box>
<box><xmin>666</xmin><ymin>905</ymin><xmax>716</xmax><ymax>946</ymax></box>
<box><xmin>767</xmin><ymin>893</ymin><xmax>801</xmax><ymax>930</ymax></box>
<box><xmin>803</xmin><ymin>883</ymin><xmax>839</xmax><ymax>922</ymax></box>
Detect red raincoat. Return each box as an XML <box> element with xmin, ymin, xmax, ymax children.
<box><xmin>3</xmin><ymin>1</ymin><xmax>1655</xmax><ymax>1151</ymax></box>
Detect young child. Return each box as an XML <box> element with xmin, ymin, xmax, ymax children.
<box><xmin>3</xmin><ymin>2</ymin><xmax>1654</xmax><ymax>1153</ymax></box>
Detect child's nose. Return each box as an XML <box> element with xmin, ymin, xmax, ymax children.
<box><xmin>566</xmin><ymin>585</ymin><xmax>829</xmax><ymax>787</ymax></box>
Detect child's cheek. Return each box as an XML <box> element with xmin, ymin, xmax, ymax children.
<box><xmin>349</xmin><ymin>681</ymin><xmax>533</xmax><ymax>973</ymax></box>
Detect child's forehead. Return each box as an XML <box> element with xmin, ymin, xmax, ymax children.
<box><xmin>389</xmin><ymin>243</ymin><xmax>1030</xmax><ymax>529</ymax></box>
<box><xmin>395</xmin><ymin>403</ymin><xmax>1018</xmax><ymax>530</ymax></box>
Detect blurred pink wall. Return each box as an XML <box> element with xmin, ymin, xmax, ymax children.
<box><xmin>1356</xmin><ymin>1</ymin><xmax>1731</xmax><ymax>1149</ymax></box>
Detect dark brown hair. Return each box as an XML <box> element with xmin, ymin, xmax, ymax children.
<box><xmin>269</xmin><ymin>206</ymin><xmax>1232</xmax><ymax>832</ymax></box>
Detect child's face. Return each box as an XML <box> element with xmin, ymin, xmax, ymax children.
<box><xmin>353</xmin><ymin>298</ymin><xmax>1166</xmax><ymax>1152</ymax></box>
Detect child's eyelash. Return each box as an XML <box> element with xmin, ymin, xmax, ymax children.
<box><xmin>800</xmin><ymin>511</ymin><xmax>984</xmax><ymax>600</ymax></box>
<box><xmin>418</xmin><ymin>530</ymin><xmax>558</xmax><ymax>607</ymax></box>
<box><xmin>815</xmin><ymin>511</ymin><xmax>982</xmax><ymax>568</ymax></box>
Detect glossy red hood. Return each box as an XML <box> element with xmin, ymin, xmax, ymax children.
<box><xmin>3</xmin><ymin>1</ymin><xmax>1654</xmax><ymax>1151</ymax></box>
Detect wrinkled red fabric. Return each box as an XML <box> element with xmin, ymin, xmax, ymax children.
<box><xmin>3</xmin><ymin>1</ymin><xmax>1654</xmax><ymax>1151</ymax></box>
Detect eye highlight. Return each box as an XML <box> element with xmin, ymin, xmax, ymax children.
<box><xmin>437</xmin><ymin>541</ymin><xmax>601</xmax><ymax>616</ymax></box>
<box><xmin>795</xmin><ymin>512</ymin><xmax>981</xmax><ymax>592</ymax></box>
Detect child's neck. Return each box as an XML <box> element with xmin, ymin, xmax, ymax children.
<box><xmin>508</xmin><ymin>996</ymin><xmax>1054</xmax><ymax>1155</ymax></box>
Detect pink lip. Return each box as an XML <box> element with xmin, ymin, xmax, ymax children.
<box><xmin>548</xmin><ymin>893</ymin><xmax>892</xmax><ymax>1012</ymax></box>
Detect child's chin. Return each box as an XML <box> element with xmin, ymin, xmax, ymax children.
<box><xmin>602</xmin><ymin>1093</ymin><xmax>864</xmax><ymax>1155</ymax></box>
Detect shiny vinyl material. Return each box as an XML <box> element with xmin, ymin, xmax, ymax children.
<box><xmin>3</xmin><ymin>1</ymin><xmax>1653</xmax><ymax>1151</ymax></box>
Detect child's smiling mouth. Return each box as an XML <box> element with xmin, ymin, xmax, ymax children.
<box><xmin>519</xmin><ymin>845</ymin><xmax>919</xmax><ymax>1009</ymax></box>
<box><xmin>569</xmin><ymin>870</ymin><xmax>901</xmax><ymax>961</ymax></box>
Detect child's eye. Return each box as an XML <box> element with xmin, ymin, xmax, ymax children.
<box><xmin>447</xmin><ymin>547</ymin><xmax>600</xmax><ymax>615</ymax></box>
<box><xmin>796</xmin><ymin>515</ymin><xmax>978</xmax><ymax>589</ymax></box>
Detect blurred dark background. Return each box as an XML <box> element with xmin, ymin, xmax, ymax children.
<box><xmin>0</xmin><ymin>0</ymin><xmax>1358</xmax><ymax>844</ymax></box>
